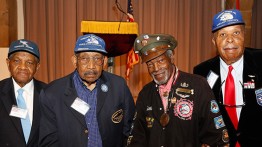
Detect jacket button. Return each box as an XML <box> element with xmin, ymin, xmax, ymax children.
<box><xmin>236</xmin><ymin>132</ymin><xmax>241</xmax><ymax>136</ymax></box>
<box><xmin>84</xmin><ymin>129</ymin><xmax>88</xmax><ymax>134</ymax></box>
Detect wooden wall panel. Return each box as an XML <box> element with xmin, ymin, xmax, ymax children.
<box><xmin>0</xmin><ymin>0</ymin><xmax>17</xmax><ymax>47</ymax></box>
<box><xmin>225</xmin><ymin>0</ymin><xmax>254</xmax><ymax>47</ymax></box>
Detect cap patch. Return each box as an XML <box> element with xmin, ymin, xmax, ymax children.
<box><xmin>212</xmin><ymin>9</ymin><xmax>245</xmax><ymax>32</ymax></box>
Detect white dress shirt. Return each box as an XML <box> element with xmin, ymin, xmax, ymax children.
<box><xmin>13</xmin><ymin>78</ymin><xmax>34</xmax><ymax>125</ymax></box>
<box><xmin>220</xmin><ymin>55</ymin><xmax>244</xmax><ymax>120</ymax></box>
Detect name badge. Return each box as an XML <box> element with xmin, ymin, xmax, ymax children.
<box><xmin>9</xmin><ymin>105</ymin><xmax>28</xmax><ymax>119</ymax></box>
<box><xmin>207</xmin><ymin>70</ymin><xmax>219</xmax><ymax>89</ymax></box>
<box><xmin>71</xmin><ymin>97</ymin><xmax>90</xmax><ymax>115</ymax></box>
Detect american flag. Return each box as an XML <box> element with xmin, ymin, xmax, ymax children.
<box><xmin>126</xmin><ymin>0</ymin><xmax>139</xmax><ymax>80</ymax></box>
<box><xmin>236</xmin><ymin>0</ymin><xmax>240</xmax><ymax>9</ymax></box>
<box><xmin>127</xmin><ymin>0</ymin><xmax>134</xmax><ymax>22</ymax></box>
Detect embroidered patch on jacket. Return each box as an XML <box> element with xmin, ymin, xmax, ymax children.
<box><xmin>127</xmin><ymin>135</ymin><xmax>133</xmax><ymax>145</ymax></box>
<box><xmin>175</xmin><ymin>87</ymin><xmax>194</xmax><ymax>98</ymax></box>
<box><xmin>255</xmin><ymin>88</ymin><xmax>262</xmax><ymax>106</ymax></box>
<box><xmin>146</xmin><ymin>106</ymin><xmax>152</xmax><ymax>111</ymax></box>
<box><xmin>210</xmin><ymin>100</ymin><xmax>219</xmax><ymax>113</ymax></box>
<box><xmin>214</xmin><ymin>115</ymin><xmax>225</xmax><ymax>129</ymax></box>
<box><xmin>111</xmin><ymin>109</ymin><xmax>123</xmax><ymax>123</ymax></box>
<box><xmin>174</xmin><ymin>98</ymin><xmax>193</xmax><ymax>120</ymax></box>
<box><xmin>146</xmin><ymin>117</ymin><xmax>154</xmax><ymax>128</ymax></box>
<box><xmin>244</xmin><ymin>81</ymin><xmax>255</xmax><ymax>89</ymax></box>
<box><xmin>222</xmin><ymin>129</ymin><xmax>229</xmax><ymax>143</ymax></box>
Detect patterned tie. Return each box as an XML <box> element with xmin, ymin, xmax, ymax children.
<box><xmin>224</xmin><ymin>66</ymin><xmax>240</xmax><ymax>147</ymax></box>
<box><xmin>17</xmin><ymin>89</ymin><xmax>31</xmax><ymax>143</ymax></box>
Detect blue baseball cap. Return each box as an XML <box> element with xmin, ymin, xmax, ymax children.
<box><xmin>212</xmin><ymin>9</ymin><xmax>245</xmax><ymax>32</ymax></box>
<box><xmin>8</xmin><ymin>39</ymin><xmax>40</xmax><ymax>59</ymax></box>
<box><xmin>74</xmin><ymin>34</ymin><xmax>107</xmax><ymax>54</ymax></box>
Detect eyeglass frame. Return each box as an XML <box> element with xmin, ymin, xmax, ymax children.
<box><xmin>76</xmin><ymin>55</ymin><xmax>105</xmax><ymax>66</ymax></box>
<box><xmin>218</xmin><ymin>80</ymin><xmax>246</xmax><ymax>108</ymax></box>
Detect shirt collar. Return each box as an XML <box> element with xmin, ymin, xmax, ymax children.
<box><xmin>12</xmin><ymin>78</ymin><xmax>34</xmax><ymax>94</ymax></box>
<box><xmin>220</xmin><ymin>55</ymin><xmax>243</xmax><ymax>73</ymax></box>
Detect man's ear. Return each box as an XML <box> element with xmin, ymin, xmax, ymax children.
<box><xmin>212</xmin><ymin>37</ymin><xmax>216</xmax><ymax>46</ymax></box>
<box><xmin>71</xmin><ymin>55</ymin><xmax>77</xmax><ymax>68</ymax></box>
<box><xmin>170</xmin><ymin>50</ymin><xmax>175</xmax><ymax>64</ymax></box>
<box><xmin>6</xmin><ymin>58</ymin><xmax>11</xmax><ymax>72</ymax></box>
<box><xmin>36</xmin><ymin>63</ymin><xmax>40</xmax><ymax>71</ymax></box>
<box><xmin>103</xmin><ymin>56</ymin><xmax>108</xmax><ymax>69</ymax></box>
<box><xmin>212</xmin><ymin>33</ymin><xmax>217</xmax><ymax>46</ymax></box>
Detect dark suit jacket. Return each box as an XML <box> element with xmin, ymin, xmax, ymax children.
<box><xmin>193</xmin><ymin>48</ymin><xmax>262</xmax><ymax>147</ymax></box>
<box><xmin>0</xmin><ymin>77</ymin><xmax>46</xmax><ymax>147</ymax></box>
<box><xmin>38</xmin><ymin>71</ymin><xmax>135</xmax><ymax>147</ymax></box>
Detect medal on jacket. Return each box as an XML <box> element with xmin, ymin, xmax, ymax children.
<box><xmin>160</xmin><ymin>96</ymin><xmax>172</xmax><ymax>127</ymax></box>
<box><xmin>158</xmin><ymin>67</ymin><xmax>179</xmax><ymax>127</ymax></box>
<box><xmin>160</xmin><ymin>112</ymin><xmax>170</xmax><ymax>127</ymax></box>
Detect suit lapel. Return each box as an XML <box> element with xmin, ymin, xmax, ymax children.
<box><xmin>63</xmin><ymin>78</ymin><xmax>86</xmax><ymax>128</ymax></box>
<box><xmin>206</xmin><ymin>57</ymin><xmax>236</xmax><ymax>130</ymax></box>
<box><xmin>242</xmin><ymin>51</ymin><xmax>257</xmax><ymax>85</ymax></box>
<box><xmin>213</xmin><ymin>58</ymin><xmax>238</xmax><ymax>130</ymax></box>
<box><xmin>1</xmin><ymin>78</ymin><xmax>24</xmax><ymax>137</ymax></box>
<box><xmin>28</xmin><ymin>80</ymin><xmax>41</xmax><ymax>144</ymax></box>
<box><xmin>151</xmin><ymin>85</ymin><xmax>163</xmax><ymax>124</ymax></box>
<box><xmin>209</xmin><ymin>57</ymin><xmax>222</xmax><ymax>102</ymax></box>
<box><xmin>239</xmin><ymin>51</ymin><xmax>257</xmax><ymax>124</ymax></box>
<box><xmin>96</xmin><ymin>73</ymin><xmax>108</xmax><ymax>115</ymax></box>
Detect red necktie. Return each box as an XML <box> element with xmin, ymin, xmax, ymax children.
<box><xmin>224</xmin><ymin>66</ymin><xmax>240</xmax><ymax>147</ymax></box>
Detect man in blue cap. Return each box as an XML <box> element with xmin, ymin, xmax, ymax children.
<box><xmin>194</xmin><ymin>9</ymin><xmax>262</xmax><ymax>146</ymax></box>
<box><xmin>0</xmin><ymin>39</ymin><xmax>46</xmax><ymax>147</ymax></box>
<box><xmin>38</xmin><ymin>34</ymin><xmax>135</xmax><ymax>147</ymax></box>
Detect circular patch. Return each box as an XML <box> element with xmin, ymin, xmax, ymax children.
<box><xmin>211</xmin><ymin>100</ymin><xmax>219</xmax><ymax>113</ymax></box>
<box><xmin>174</xmin><ymin>98</ymin><xmax>193</xmax><ymax>120</ymax></box>
<box><xmin>101</xmin><ymin>84</ymin><xmax>108</xmax><ymax>92</ymax></box>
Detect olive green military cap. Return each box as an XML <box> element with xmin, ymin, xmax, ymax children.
<box><xmin>134</xmin><ymin>34</ymin><xmax>177</xmax><ymax>63</ymax></box>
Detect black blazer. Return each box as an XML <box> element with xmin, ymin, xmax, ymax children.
<box><xmin>193</xmin><ymin>48</ymin><xmax>262</xmax><ymax>147</ymax></box>
<box><xmin>0</xmin><ymin>78</ymin><xmax>46</xmax><ymax>147</ymax></box>
<box><xmin>38</xmin><ymin>71</ymin><xmax>135</xmax><ymax>147</ymax></box>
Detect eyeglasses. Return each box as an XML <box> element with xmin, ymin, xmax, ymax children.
<box><xmin>77</xmin><ymin>56</ymin><xmax>104</xmax><ymax>66</ymax></box>
<box><xmin>218</xmin><ymin>80</ymin><xmax>246</xmax><ymax>108</ymax></box>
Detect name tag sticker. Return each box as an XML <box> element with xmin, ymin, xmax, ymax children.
<box><xmin>207</xmin><ymin>70</ymin><xmax>219</xmax><ymax>89</ymax></box>
<box><xmin>71</xmin><ymin>97</ymin><xmax>90</xmax><ymax>115</ymax></box>
<box><xmin>9</xmin><ymin>105</ymin><xmax>28</xmax><ymax>119</ymax></box>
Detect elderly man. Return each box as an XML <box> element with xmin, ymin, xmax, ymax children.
<box><xmin>0</xmin><ymin>39</ymin><xmax>46</xmax><ymax>147</ymax></box>
<box><xmin>127</xmin><ymin>34</ymin><xmax>229</xmax><ymax>147</ymax></box>
<box><xmin>38</xmin><ymin>34</ymin><xmax>135</xmax><ymax>147</ymax></box>
<box><xmin>194</xmin><ymin>9</ymin><xmax>262</xmax><ymax>147</ymax></box>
